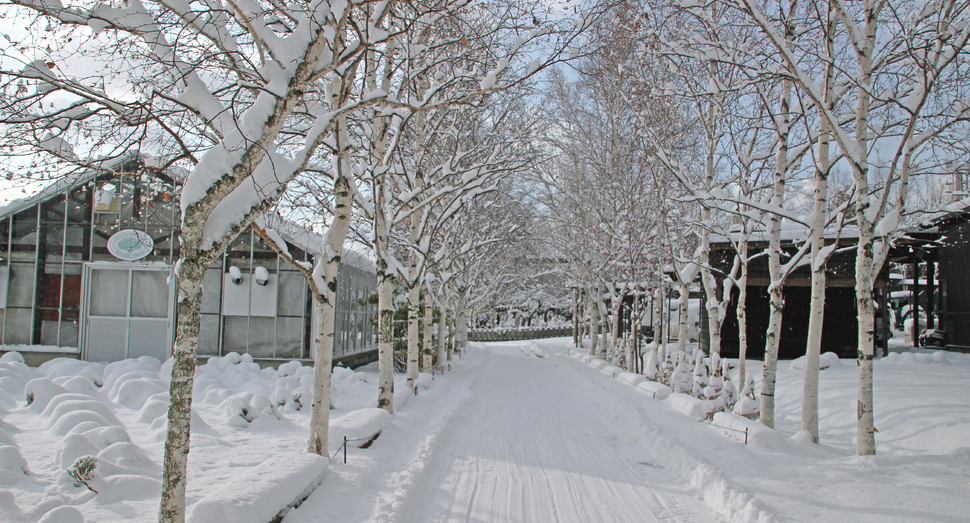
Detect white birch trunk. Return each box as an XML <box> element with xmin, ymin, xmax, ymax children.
<box><xmin>457</xmin><ymin>291</ymin><xmax>468</xmax><ymax>353</ymax></box>
<box><xmin>423</xmin><ymin>297</ymin><xmax>434</xmax><ymax>371</ymax></box>
<box><xmin>597</xmin><ymin>281</ymin><xmax>608</xmax><ymax>359</ymax></box>
<box><xmin>407</xmin><ymin>280</ymin><xmax>420</xmax><ymax>391</ymax></box>
<box><xmin>659</xmin><ymin>278</ymin><xmax>669</xmax><ymax>355</ymax></box>
<box><xmin>307</xmin><ymin>171</ymin><xmax>352</xmax><ymax>456</ymax></box>
<box><xmin>761</xmin><ymin>76</ymin><xmax>792</xmax><ymax>430</ymax></box>
<box><xmin>737</xmin><ymin>239</ymin><xmax>748</xmax><ymax>386</ymax></box>
<box><xmin>852</xmin><ymin>0</ymin><xmax>879</xmax><ymax>457</ymax></box>
<box><xmin>677</xmin><ymin>280</ymin><xmax>689</xmax><ymax>354</ymax></box>
<box><xmin>159</xmin><ymin>267</ymin><xmax>204</xmax><ymax>523</ymax></box>
<box><xmin>803</xmin><ymin>13</ymin><xmax>835</xmax><ymax>444</ymax></box>
<box><xmin>370</xmin><ymin>35</ymin><xmax>396</xmax><ymax>414</ymax></box>
<box><xmin>573</xmin><ymin>288</ymin><xmax>580</xmax><ymax>348</ymax></box>
<box><xmin>437</xmin><ymin>307</ymin><xmax>446</xmax><ymax>373</ymax></box>
<box><xmin>588</xmin><ymin>292</ymin><xmax>599</xmax><ymax>356</ymax></box>
<box><xmin>611</xmin><ymin>291</ymin><xmax>623</xmax><ymax>363</ymax></box>
<box><xmin>377</xmin><ymin>268</ymin><xmax>394</xmax><ymax>412</ymax></box>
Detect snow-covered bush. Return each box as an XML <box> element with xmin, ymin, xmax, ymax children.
<box><xmin>671</xmin><ymin>352</ymin><xmax>692</xmax><ymax>394</ymax></box>
<box><xmin>661</xmin><ymin>350</ymin><xmax>675</xmax><ymax>386</ymax></box>
<box><xmin>68</xmin><ymin>456</ymin><xmax>99</xmax><ymax>493</ymax></box>
<box><xmin>643</xmin><ymin>347</ymin><xmax>660</xmax><ymax>381</ymax></box>
<box><xmin>733</xmin><ymin>374</ymin><xmax>759</xmax><ymax>419</ymax></box>
<box><xmin>720</xmin><ymin>358</ymin><xmax>736</xmax><ymax>409</ymax></box>
<box><xmin>692</xmin><ymin>350</ymin><xmax>708</xmax><ymax>398</ymax></box>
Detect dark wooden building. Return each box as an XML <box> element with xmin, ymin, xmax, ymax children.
<box><xmin>926</xmin><ymin>206</ymin><xmax>970</xmax><ymax>350</ymax></box>
<box><xmin>704</xmin><ymin>227</ymin><xmax>895</xmax><ymax>360</ymax></box>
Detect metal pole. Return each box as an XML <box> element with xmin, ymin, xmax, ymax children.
<box><xmin>344</xmin><ymin>436</ymin><xmax>347</xmax><ymax>464</ymax></box>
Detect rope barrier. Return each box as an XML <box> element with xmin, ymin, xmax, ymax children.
<box><xmin>705</xmin><ymin>421</ymin><xmax>749</xmax><ymax>444</ymax></box>
<box><xmin>327</xmin><ymin>434</ymin><xmax>381</xmax><ymax>466</ymax></box>
<box><xmin>398</xmin><ymin>385</ymin><xmax>419</xmax><ymax>410</ymax></box>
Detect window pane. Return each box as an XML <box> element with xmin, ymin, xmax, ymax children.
<box><xmin>90</xmin><ymin>269</ymin><xmax>128</xmax><ymax>316</ymax></box>
<box><xmin>222</xmin><ymin>316</ymin><xmax>248</xmax><ymax>354</ymax></box>
<box><xmin>276</xmin><ymin>317</ymin><xmax>303</xmax><ymax>359</ymax></box>
<box><xmin>59</xmin><ymin>308</ymin><xmax>79</xmax><ymax>348</ymax></box>
<box><xmin>10</xmin><ymin>206</ymin><xmax>37</xmax><ymax>262</ymax></box>
<box><xmin>86</xmin><ymin>318</ymin><xmax>127</xmax><ymax>362</ymax></box>
<box><xmin>0</xmin><ymin>217</ymin><xmax>9</xmax><ymax>259</ymax></box>
<box><xmin>3</xmin><ymin>308</ymin><xmax>31</xmax><ymax>344</ymax></box>
<box><xmin>198</xmin><ymin>314</ymin><xmax>220</xmax><ymax>356</ymax></box>
<box><xmin>225</xmin><ymin>231</ymin><xmax>251</xmax><ymax>272</ymax></box>
<box><xmin>248</xmin><ymin>317</ymin><xmax>275</xmax><ymax>358</ymax></box>
<box><xmin>61</xmin><ymin>269</ymin><xmax>82</xmax><ymax>311</ymax></box>
<box><xmin>277</xmin><ymin>271</ymin><xmax>307</xmax><ymax>316</ymax></box>
<box><xmin>7</xmin><ymin>264</ymin><xmax>35</xmax><ymax>308</ymax></box>
<box><xmin>201</xmin><ymin>269</ymin><xmax>222</xmax><ymax>314</ymax></box>
<box><xmin>67</xmin><ymin>186</ymin><xmax>90</xmax><ymax>225</ymax></box>
<box><xmin>131</xmin><ymin>270</ymin><xmax>169</xmax><ymax>318</ymax></box>
<box><xmin>40</xmin><ymin>310</ymin><xmax>61</xmax><ymax>346</ymax></box>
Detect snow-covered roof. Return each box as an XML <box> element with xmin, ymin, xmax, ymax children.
<box><xmin>0</xmin><ymin>154</ymin><xmax>186</xmax><ymax>220</ymax></box>
<box><xmin>919</xmin><ymin>196</ymin><xmax>970</xmax><ymax>228</ymax></box>
<box><xmin>709</xmin><ymin>218</ymin><xmax>925</xmax><ymax>246</ymax></box>
<box><xmin>0</xmin><ymin>155</ymin><xmax>375</xmax><ymax>273</ymax></box>
<box><xmin>260</xmin><ymin>214</ymin><xmax>375</xmax><ymax>273</ymax></box>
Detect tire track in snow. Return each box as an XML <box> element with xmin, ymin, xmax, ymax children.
<box><xmin>566</xmin><ymin>354</ymin><xmax>776</xmax><ymax>523</ymax></box>
<box><xmin>362</xmin><ymin>356</ymin><xmax>482</xmax><ymax>523</ymax></box>
<box><xmin>391</xmin><ymin>344</ymin><xmax>714</xmax><ymax>523</ymax></box>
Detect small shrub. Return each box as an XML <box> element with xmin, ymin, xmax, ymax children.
<box><xmin>68</xmin><ymin>456</ymin><xmax>99</xmax><ymax>493</ymax></box>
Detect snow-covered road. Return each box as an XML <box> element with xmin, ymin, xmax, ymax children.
<box><xmin>391</xmin><ymin>343</ymin><xmax>714</xmax><ymax>523</ymax></box>
<box><xmin>288</xmin><ymin>341</ymin><xmax>715</xmax><ymax>523</ymax></box>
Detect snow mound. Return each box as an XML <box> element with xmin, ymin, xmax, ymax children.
<box><xmin>0</xmin><ymin>378</ymin><xmax>23</xmax><ymax>407</ymax></box>
<box><xmin>139</xmin><ymin>393</ymin><xmax>171</xmax><ymax>424</ymax></box>
<box><xmin>617</xmin><ymin>372</ymin><xmax>645</xmax><ymax>386</ymax></box>
<box><xmin>43</xmin><ymin>397</ymin><xmax>121</xmax><ymax>429</ymax></box>
<box><xmin>107</xmin><ymin>371</ymin><xmax>161</xmax><ymax>401</ymax></box>
<box><xmin>25</xmin><ymin>379</ymin><xmax>70</xmax><ymax>411</ymax></box>
<box><xmin>882</xmin><ymin>350</ymin><xmax>949</xmax><ymax>365</ymax></box>
<box><xmin>50</xmin><ymin>410</ymin><xmax>116</xmax><ymax>437</ymax></box>
<box><xmin>0</xmin><ymin>362</ymin><xmax>33</xmax><ymax>388</ymax></box>
<box><xmin>417</xmin><ymin>372</ymin><xmax>433</xmax><ymax>390</ymax></box>
<box><xmin>97</xmin><ymin>441</ymin><xmax>159</xmax><ymax>474</ymax></box>
<box><xmin>98</xmin><ymin>474</ymin><xmax>162</xmax><ymax>504</ymax></box>
<box><xmin>0</xmin><ymin>428</ymin><xmax>15</xmax><ymax>446</ymax></box>
<box><xmin>186</xmin><ymin>452</ymin><xmax>327</xmax><ymax>523</ymax></box>
<box><xmin>0</xmin><ymin>445</ymin><xmax>30</xmax><ymax>484</ymax></box>
<box><xmin>665</xmin><ymin>392</ymin><xmax>719</xmax><ymax>420</ymax></box>
<box><xmin>519</xmin><ymin>342</ymin><xmax>547</xmax><ymax>358</ymax></box>
<box><xmin>789</xmin><ymin>352</ymin><xmax>841</xmax><ymax>370</ymax></box>
<box><xmin>54</xmin><ymin>376</ymin><xmax>102</xmax><ymax>398</ymax></box>
<box><xmin>114</xmin><ymin>378</ymin><xmax>167</xmax><ymax>409</ymax></box>
<box><xmin>40</xmin><ymin>359</ymin><xmax>103</xmax><ymax>387</ymax></box>
<box><xmin>588</xmin><ymin>358</ymin><xmax>608</xmax><ymax>369</ymax></box>
<box><xmin>36</xmin><ymin>506</ymin><xmax>84</xmax><ymax>523</ymax></box>
<box><xmin>0</xmin><ymin>389</ymin><xmax>17</xmax><ymax>413</ymax></box>
<box><xmin>102</xmin><ymin>358</ymin><xmax>161</xmax><ymax>393</ymax></box>
<box><xmin>636</xmin><ymin>380</ymin><xmax>672</xmax><ymax>400</ymax></box>
<box><xmin>56</xmin><ymin>434</ymin><xmax>101</xmax><ymax>470</ymax></box>
<box><xmin>223</xmin><ymin>392</ymin><xmax>284</xmax><ymax>428</ymax></box>
<box><xmin>600</xmin><ymin>364</ymin><xmax>623</xmax><ymax>376</ymax></box>
<box><xmin>330</xmin><ymin>408</ymin><xmax>391</xmax><ymax>448</ymax></box>
<box><xmin>0</xmin><ymin>351</ymin><xmax>24</xmax><ymax>364</ymax></box>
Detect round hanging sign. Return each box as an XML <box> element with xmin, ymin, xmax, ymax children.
<box><xmin>107</xmin><ymin>229</ymin><xmax>154</xmax><ymax>261</ymax></box>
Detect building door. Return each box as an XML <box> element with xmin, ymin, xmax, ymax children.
<box><xmin>81</xmin><ymin>263</ymin><xmax>175</xmax><ymax>362</ymax></box>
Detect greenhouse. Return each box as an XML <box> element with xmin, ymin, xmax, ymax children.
<box><xmin>0</xmin><ymin>157</ymin><xmax>377</xmax><ymax>365</ymax></box>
